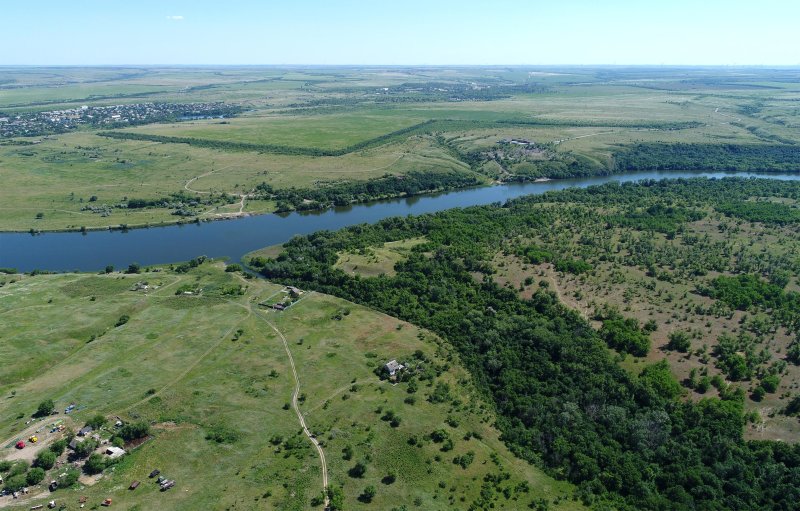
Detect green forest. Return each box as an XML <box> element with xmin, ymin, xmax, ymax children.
<box><xmin>250</xmin><ymin>178</ymin><xmax>800</xmax><ymax>510</ymax></box>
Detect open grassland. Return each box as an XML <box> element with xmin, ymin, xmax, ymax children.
<box><xmin>3</xmin><ymin>66</ymin><xmax>800</xmax><ymax>231</ymax></box>
<box><xmin>0</xmin><ymin>262</ymin><xmax>580</xmax><ymax>510</ymax></box>
<box><xmin>335</xmin><ymin>237</ymin><xmax>428</xmax><ymax>277</ymax></box>
<box><xmin>0</xmin><ymin>131</ymin><xmax>467</xmax><ymax>231</ymax></box>
<box><xmin>122</xmin><ymin>111</ymin><xmax>429</xmax><ymax>150</ymax></box>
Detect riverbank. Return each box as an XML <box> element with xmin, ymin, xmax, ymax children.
<box><xmin>4</xmin><ymin>171</ymin><xmax>800</xmax><ymax>273</ymax></box>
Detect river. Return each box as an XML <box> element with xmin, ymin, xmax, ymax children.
<box><xmin>2</xmin><ymin>171</ymin><xmax>800</xmax><ymax>272</ymax></box>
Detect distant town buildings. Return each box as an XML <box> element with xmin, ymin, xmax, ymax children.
<box><xmin>0</xmin><ymin>102</ymin><xmax>241</xmax><ymax>138</ymax></box>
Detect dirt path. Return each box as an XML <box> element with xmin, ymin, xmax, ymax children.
<box><xmin>184</xmin><ymin>164</ymin><xmax>235</xmax><ymax>194</ymax></box>
<box><xmin>253</xmin><ymin>305</ymin><xmax>329</xmax><ymax>507</ymax></box>
<box><xmin>714</xmin><ymin>107</ymin><xmax>743</xmax><ymax>123</ymax></box>
<box><xmin>552</xmin><ymin>130</ymin><xmax>617</xmax><ymax>145</ymax></box>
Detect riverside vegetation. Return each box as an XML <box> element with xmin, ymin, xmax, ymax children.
<box><xmin>252</xmin><ymin>177</ymin><xmax>800</xmax><ymax>511</ymax></box>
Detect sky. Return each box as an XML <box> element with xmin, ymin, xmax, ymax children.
<box><xmin>3</xmin><ymin>0</ymin><xmax>799</xmax><ymax>66</ymax></box>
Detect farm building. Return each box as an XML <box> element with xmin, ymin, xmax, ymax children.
<box><xmin>105</xmin><ymin>446</ymin><xmax>126</xmax><ymax>459</ymax></box>
<box><xmin>78</xmin><ymin>426</ymin><xmax>93</xmax><ymax>437</ymax></box>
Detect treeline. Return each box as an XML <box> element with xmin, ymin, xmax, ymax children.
<box><xmin>613</xmin><ymin>143</ymin><xmax>800</xmax><ymax>172</ymax></box>
<box><xmin>716</xmin><ymin>200</ymin><xmax>800</xmax><ymax>225</ymax></box>
<box><xmin>250</xmin><ymin>178</ymin><xmax>800</xmax><ymax>510</ymax></box>
<box><xmin>255</xmin><ymin>171</ymin><xmax>483</xmax><ymax>212</ymax></box>
<box><xmin>98</xmin><ymin>120</ymin><xmax>436</xmax><ymax>157</ymax></box>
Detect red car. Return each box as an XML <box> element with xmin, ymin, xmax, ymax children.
<box><xmin>15</xmin><ymin>441</ymin><xmax>25</xmax><ymax>449</ymax></box>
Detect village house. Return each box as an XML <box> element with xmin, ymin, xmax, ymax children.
<box><xmin>383</xmin><ymin>359</ymin><xmax>405</xmax><ymax>377</ymax></box>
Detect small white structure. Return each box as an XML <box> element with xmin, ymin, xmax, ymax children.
<box><xmin>105</xmin><ymin>446</ymin><xmax>126</xmax><ymax>459</ymax></box>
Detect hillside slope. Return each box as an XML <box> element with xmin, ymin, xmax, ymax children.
<box><xmin>0</xmin><ymin>263</ymin><xmax>579</xmax><ymax>510</ymax></box>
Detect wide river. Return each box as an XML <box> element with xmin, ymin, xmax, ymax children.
<box><xmin>2</xmin><ymin>171</ymin><xmax>800</xmax><ymax>272</ymax></box>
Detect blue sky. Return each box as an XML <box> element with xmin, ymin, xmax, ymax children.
<box><xmin>4</xmin><ymin>0</ymin><xmax>799</xmax><ymax>65</ymax></box>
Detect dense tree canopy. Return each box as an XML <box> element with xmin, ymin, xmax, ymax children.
<box><xmin>253</xmin><ymin>177</ymin><xmax>800</xmax><ymax>510</ymax></box>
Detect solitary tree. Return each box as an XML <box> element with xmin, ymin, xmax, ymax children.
<box><xmin>34</xmin><ymin>399</ymin><xmax>55</xmax><ymax>417</ymax></box>
<box><xmin>35</xmin><ymin>449</ymin><xmax>56</xmax><ymax>470</ymax></box>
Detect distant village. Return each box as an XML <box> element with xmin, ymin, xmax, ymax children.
<box><xmin>0</xmin><ymin>102</ymin><xmax>241</xmax><ymax>138</ymax></box>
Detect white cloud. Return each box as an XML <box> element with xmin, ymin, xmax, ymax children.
<box><xmin>166</xmin><ymin>15</ymin><xmax>184</xmax><ymax>21</ymax></box>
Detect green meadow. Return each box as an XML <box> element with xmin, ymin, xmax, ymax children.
<box><xmin>0</xmin><ymin>263</ymin><xmax>581</xmax><ymax>510</ymax></box>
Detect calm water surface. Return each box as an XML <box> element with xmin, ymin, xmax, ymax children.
<box><xmin>2</xmin><ymin>171</ymin><xmax>799</xmax><ymax>272</ymax></box>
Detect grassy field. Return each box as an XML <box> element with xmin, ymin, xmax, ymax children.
<box><xmin>335</xmin><ymin>237</ymin><xmax>427</xmax><ymax>277</ymax></box>
<box><xmin>2</xmin><ymin>66</ymin><xmax>800</xmax><ymax>231</ymax></box>
<box><xmin>0</xmin><ymin>262</ymin><xmax>582</xmax><ymax>510</ymax></box>
<box><xmin>123</xmin><ymin>112</ymin><xmax>428</xmax><ymax>150</ymax></box>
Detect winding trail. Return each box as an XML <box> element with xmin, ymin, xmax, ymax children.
<box><xmin>254</xmin><ymin>304</ymin><xmax>329</xmax><ymax>506</ymax></box>
<box><xmin>714</xmin><ymin>107</ymin><xmax>743</xmax><ymax>123</ymax></box>
<box><xmin>184</xmin><ymin>164</ymin><xmax>238</xmax><ymax>194</ymax></box>
<box><xmin>552</xmin><ymin>130</ymin><xmax>617</xmax><ymax>145</ymax></box>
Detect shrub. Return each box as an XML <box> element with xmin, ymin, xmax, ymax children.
<box><xmin>666</xmin><ymin>331</ymin><xmax>691</xmax><ymax>352</ymax></box>
<box><xmin>57</xmin><ymin>468</ymin><xmax>80</xmax><ymax>489</ymax></box>
<box><xmin>761</xmin><ymin>374</ymin><xmax>780</xmax><ymax>393</ymax></box>
<box><xmin>358</xmin><ymin>485</ymin><xmax>376</xmax><ymax>503</ymax></box>
<box><xmin>205</xmin><ymin>424</ymin><xmax>241</xmax><ymax>444</ymax></box>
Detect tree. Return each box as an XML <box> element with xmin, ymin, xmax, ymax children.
<box><xmin>83</xmin><ymin>453</ymin><xmax>106</xmax><ymax>475</ymax></box>
<box><xmin>3</xmin><ymin>474</ymin><xmax>26</xmax><ymax>492</ymax></box>
<box><xmin>71</xmin><ymin>438</ymin><xmax>99</xmax><ymax>459</ymax></box>
<box><xmin>126</xmin><ymin>262</ymin><xmax>141</xmax><ymax>274</ymax></box>
<box><xmin>348</xmin><ymin>461</ymin><xmax>367</xmax><ymax>478</ymax></box>
<box><xmin>117</xmin><ymin>421</ymin><xmax>150</xmax><ymax>442</ymax></box>
<box><xmin>104</xmin><ymin>265</ymin><xmax>114</xmax><ymax>274</ymax></box>
<box><xmin>34</xmin><ymin>399</ymin><xmax>55</xmax><ymax>417</ymax></box>
<box><xmin>86</xmin><ymin>414</ymin><xmax>108</xmax><ymax>430</ymax></box>
<box><xmin>35</xmin><ymin>449</ymin><xmax>56</xmax><ymax>470</ymax></box>
<box><xmin>26</xmin><ymin>467</ymin><xmax>46</xmax><ymax>485</ymax></box>
<box><xmin>359</xmin><ymin>485</ymin><xmax>377</xmax><ymax>503</ymax></box>
<box><xmin>49</xmin><ymin>439</ymin><xmax>67</xmax><ymax>456</ymax></box>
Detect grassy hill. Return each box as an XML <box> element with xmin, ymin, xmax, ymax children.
<box><xmin>0</xmin><ymin>262</ymin><xmax>581</xmax><ymax>510</ymax></box>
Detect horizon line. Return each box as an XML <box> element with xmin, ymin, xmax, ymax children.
<box><xmin>2</xmin><ymin>63</ymin><xmax>800</xmax><ymax>68</ymax></box>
